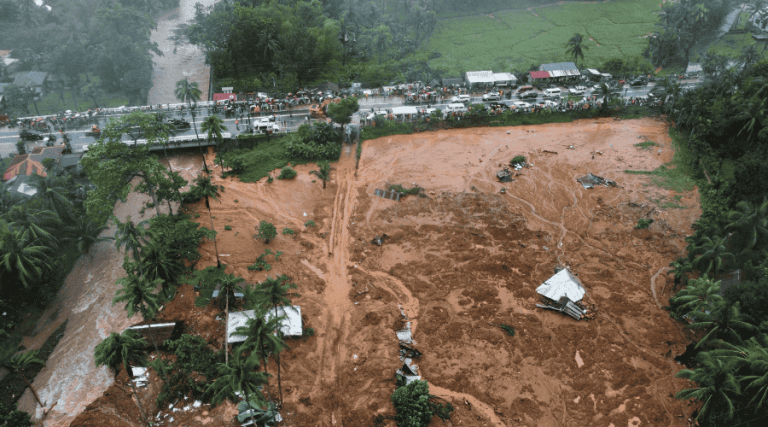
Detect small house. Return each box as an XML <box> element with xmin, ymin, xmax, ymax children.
<box><xmin>5</xmin><ymin>174</ymin><xmax>38</xmax><ymax>197</ymax></box>
<box><xmin>464</xmin><ymin>70</ymin><xmax>496</xmax><ymax>89</ymax></box>
<box><xmin>227</xmin><ymin>306</ymin><xmax>302</xmax><ymax>344</ymax></box>
<box><xmin>3</xmin><ymin>145</ymin><xmax>64</xmax><ymax>181</ymax></box>
<box><xmin>535</xmin><ymin>268</ymin><xmax>588</xmax><ymax>320</ymax></box>
<box><xmin>12</xmin><ymin>71</ymin><xmax>48</xmax><ymax>97</ymax></box>
<box><xmin>492</xmin><ymin>72</ymin><xmax>518</xmax><ymax>87</ymax></box>
<box><xmin>126</xmin><ymin>321</ymin><xmax>183</xmax><ymax>347</ymax></box>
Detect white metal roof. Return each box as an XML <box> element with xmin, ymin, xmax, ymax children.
<box><xmin>227</xmin><ymin>306</ymin><xmax>302</xmax><ymax>343</ymax></box>
<box><xmin>587</xmin><ymin>68</ymin><xmax>601</xmax><ymax>76</ymax></box>
<box><xmin>390</xmin><ymin>106</ymin><xmax>419</xmax><ymax>115</ymax></box>
<box><xmin>465</xmin><ymin>70</ymin><xmax>495</xmax><ymax>84</ymax></box>
<box><xmin>549</xmin><ymin>69</ymin><xmax>581</xmax><ymax>77</ymax></box>
<box><xmin>536</xmin><ymin>269</ymin><xmax>586</xmax><ymax>302</ymax></box>
<box><xmin>492</xmin><ymin>72</ymin><xmax>518</xmax><ymax>82</ymax></box>
<box><xmin>686</xmin><ymin>63</ymin><xmax>703</xmax><ymax>73</ymax></box>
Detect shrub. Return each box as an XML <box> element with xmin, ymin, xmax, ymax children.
<box><xmin>256</xmin><ymin>220</ymin><xmax>277</xmax><ymax>243</ymax></box>
<box><xmin>499</xmin><ymin>324</ymin><xmax>516</xmax><ymax>336</ymax></box>
<box><xmin>510</xmin><ymin>155</ymin><xmax>526</xmax><ymax>166</ymax></box>
<box><xmin>224</xmin><ymin>225</ymin><xmax>232</xmax><ymax>231</ymax></box>
<box><xmin>635</xmin><ymin>218</ymin><xmax>654</xmax><ymax>229</ymax></box>
<box><xmin>248</xmin><ymin>248</ymin><xmax>278</xmax><ymax>271</ymax></box>
<box><xmin>303</xmin><ymin>327</ymin><xmax>315</xmax><ymax>338</ymax></box>
<box><xmin>391</xmin><ymin>380</ymin><xmax>435</xmax><ymax>427</ymax></box>
<box><xmin>304</xmin><ymin>220</ymin><xmax>316</xmax><ymax>227</ymax></box>
<box><xmin>277</xmin><ymin>166</ymin><xmax>297</xmax><ymax>180</ymax></box>
<box><xmin>154</xmin><ymin>334</ymin><xmax>223</xmax><ymax>407</ymax></box>
<box><xmin>282</xmin><ymin>228</ymin><xmax>295</xmax><ymax>235</ymax></box>
<box><xmin>267</xmin><ymin>176</ymin><xmax>273</xmax><ymax>183</ymax></box>
<box><xmin>389</xmin><ymin>184</ymin><xmax>422</xmax><ymax>196</ymax></box>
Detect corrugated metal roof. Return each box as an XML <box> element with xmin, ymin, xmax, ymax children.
<box><xmin>465</xmin><ymin>70</ymin><xmax>495</xmax><ymax>84</ymax></box>
<box><xmin>493</xmin><ymin>72</ymin><xmax>518</xmax><ymax>82</ymax></box>
<box><xmin>686</xmin><ymin>63</ymin><xmax>703</xmax><ymax>73</ymax></box>
<box><xmin>536</xmin><ymin>269</ymin><xmax>586</xmax><ymax>302</ymax></box>
<box><xmin>13</xmin><ymin>71</ymin><xmax>48</xmax><ymax>87</ymax></box>
<box><xmin>549</xmin><ymin>69</ymin><xmax>581</xmax><ymax>77</ymax></box>
<box><xmin>227</xmin><ymin>306</ymin><xmax>303</xmax><ymax>343</ymax></box>
<box><xmin>529</xmin><ymin>71</ymin><xmax>551</xmax><ymax>79</ymax></box>
<box><xmin>540</xmin><ymin>62</ymin><xmax>578</xmax><ymax>72</ymax></box>
<box><xmin>390</xmin><ymin>106</ymin><xmax>418</xmax><ymax>115</ymax></box>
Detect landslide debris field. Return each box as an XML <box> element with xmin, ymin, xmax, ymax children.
<box><xmin>69</xmin><ymin>118</ymin><xmax>701</xmax><ymax>427</ymax></box>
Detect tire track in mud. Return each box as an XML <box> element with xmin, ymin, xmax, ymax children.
<box><xmin>311</xmin><ymin>149</ymin><xmax>357</xmax><ymax>425</ymax></box>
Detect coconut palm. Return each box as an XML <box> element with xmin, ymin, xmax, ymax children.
<box><xmin>675</xmin><ymin>351</ymin><xmax>742</xmax><ymax>422</ymax></box>
<box><xmin>739</xmin><ymin>334</ymin><xmax>768</xmax><ymax>409</ymax></box>
<box><xmin>218</xmin><ymin>272</ymin><xmax>246</xmax><ymax>365</ymax></box>
<box><xmin>735</xmin><ymin>98</ymin><xmax>766</xmax><ymax>144</ymax></box>
<box><xmin>94</xmin><ymin>330</ymin><xmax>150</xmax><ymax>426</ymax></box>
<box><xmin>137</xmin><ymin>239</ymin><xmax>184</xmax><ymax>297</ymax></box>
<box><xmin>310</xmin><ymin>161</ymin><xmax>333</xmax><ymax>189</ymax></box>
<box><xmin>200</xmin><ymin>114</ymin><xmax>228</xmax><ymax>171</ymax></box>
<box><xmin>250</xmin><ymin>274</ymin><xmax>299</xmax><ymax>404</ymax></box>
<box><xmin>566</xmin><ymin>33</ymin><xmax>588</xmax><ymax>66</ymax></box>
<box><xmin>726</xmin><ymin>199</ymin><xmax>768</xmax><ymax>251</ymax></box>
<box><xmin>113</xmin><ymin>270</ymin><xmax>162</xmax><ymax>320</ymax></box>
<box><xmin>233</xmin><ymin>307</ymin><xmax>287</xmax><ymax>399</ymax></box>
<box><xmin>668</xmin><ymin>258</ymin><xmax>693</xmax><ymax>291</ymax></box>
<box><xmin>65</xmin><ymin>216</ymin><xmax>110</xmax><ymax>255</ymax></box>
<box><xmin>1</xmin><ymin>350</ymin><xmax>46</xmax><ymax>408</ymax></box>
<box><xmin>204</xmin><ymin>350</ymin><xmax>269</xmax><ymax>426</ymax></box>
<box><xmin>671</xmin><ymin>274</ymin><xmax>723</xmax><ymax>317</ymax></box>
<box><xmin>30</xmin><ymin>174</ymin><xmax>71</xmax><ymax>219</ymax></box>
<box><xmin>113</xmin><ymin>216</ymin><xmax>150</xmax><ymax>262</ymax></box>
<box><xmin>4</xmin><ymin>205</ymin><xmax>60</xmax><ymax>247</ymax></box>
<box><xmin>193</xmin><ymin>175</ymin><xmax>222</xmax><ymax>267</ymax></box>
<box><xmin>174</xmin><ymin>78</ymin><xmax>204</xmax><ymax>170</ymax></box>
<box><xmin>691</xmin><ymin>236</ymin><xmax>736</xmax><ymax>276</ymax></box>
<box><xmin>0</xmin><ymin>220</ymin><xmax>53</xmax><ymax>288</ymax></box>
<box><xmin>690</xmin><ymin>302</ymin><xmax>758</xmax><ymax>348</ymax></box>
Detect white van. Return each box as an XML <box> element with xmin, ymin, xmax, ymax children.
<box><xmin>543</xmin><ymin>88</ymin><xmax>562</xmax><ymax>98</ymax></box>
<box><xmin>444</xmin><ymin>103</ymin><xmax>468</xmax><ymax>115</ymax></box>
<box><xmin>450</xmin><ymin>94</ymin><xmax>471</xmax><ymax>103</ymax></box>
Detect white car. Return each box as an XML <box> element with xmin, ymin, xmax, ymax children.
<box><xmin>482</xmin><ymin>91</ymin><xmax>501</xmax><ymax>101</ymax></box>
<box><xmin>511</xmin><ymin>101</ymin><xmax>531</xmax><ymax>110</ymax></box>
<box><xmin>451</xmin><ymin>94</ymin><xmax>471</xmax><ymax>103</ymax></box>
<box><xmin>540</xmin><ymin>100</ymin><xmax>558</xmax><ymax>108</ymax></box>
<box><xmin>569</xmin><ymin>86</ymin><xmax>587</xmax><ymax>95</ymax></box>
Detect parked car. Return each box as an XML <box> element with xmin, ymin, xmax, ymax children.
<box><xmin>451</xmin><ymin>94</ymin><xmax>471</xmax><ymax>103</ymax></box>
<box><xmin>517</xmin><ymin>85</ymin><xmax>534</xmax><ymax>92</ymax></box>
<box><xmin>19</xmin><ymin>130</ymin><xmax>43</xmax><ymax>141</ymax></box>
<box><xmin>629</xmin><ymin>78</ymin><xmax>647</xmax><ymax>86</ymax></box>
<box><xmin>539</xmin><ymin>100</ymin><xmax>558</xmax><ymax>108</ymax></box>
<box><xmin>569</xmin><ymin>86</ymin><xmax>587</xmax><ymax>95</ymax></box>
<box><xmin>511</xmin><ymin>101</ymin><xmax>531</xmax><ymax>110</ymax></box>
<box><xmin>519</xmin><ymin>91</ymin><xmax>538</xmax><ymax>99</ymax></box>
<box><xmin>482</xmin><ymin>91</ymin><xmax>501</xmax><ymax>101</ymax></box>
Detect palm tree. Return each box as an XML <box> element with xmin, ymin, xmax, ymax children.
<box><xmin>717</xmin><ymin>334</ymin><xmax>768</xmax><ymax>409</ymax></box>
<box><xmin>690</xmin><ymin>302</ymin><xmax>758</xmax><ymax>348</ymax></box>
<box><xmin>0</xmin><ymin>220</ymin><xmax>53</xmax><ymax>288</ymax></box>
<box><xmin>251</xmin><ymin>274</ymin><xmax>299</xmax><ymax>404</ymax></box>
<box><xmin>113</xmin><ymin>216</ymin><xmax>150</xmax><ymax>262</ymax></box>
<box><xmin>113</xmin><ymin>271</ymin><xmax>162</xmax><ymax>320</ymax></box>
<box><xmin>193</xmin><ymin>175</ymin><xmax>222</xmax><ymax>267</ymax></box>
<box><xmin>310</xmin><ymin>161</ymin><xmax>333</xmax><ymax>189</ymax></box>
<box><xmin>675</xmin><ymin>351</ymin><xmax>741</xmax><ymax>422</ymax></box>
<box><xmin>200</xmin><ymin>114</ymin><xmax>228</xmax><ymax>171</ymax></box>
<box><xmin>233</xmin><ymin>307</ymin><xmax>287</xmax><ymax>399</ymax></box>
<box><xmin>1</xmin><ymin>350</ymin><xmax>46</xmax><ymax>408</ymax></box>
<box><xmin>671</xmin><ymin>274</ymin><xmax>723</xmax><ymax>318</ymax></box>
<box><xmin>218</xmin><ymin>272</ymin><xmax>246</xmax><ymax>366</ymax></box>
<box><xmin>566</xmin><ymin>33</ymin><xmax>588</xmax><ymax>66</ymax></box>
<box><xmin>94</xmin><ymin>330</ymin><xmax>150</xmax><ymax>426</ymax></box>
<box><xmin>726</xmin><ymin>199</ymin><xmax>768</xmax><ymax>251</ymax></box>
<box><xmin>174</xmin><ymin>78</ymin><xmax>204</xmax><ymax>171</ymax></box>
<box><xmin>738</xmin><ymin>44</ymin><xmax>760</xmax><ymax>71</ymax></box>
<box><xmin>593</xmin><ymin>82</ymin><xmax>612</xmax><ymax>114</ymax></box>
<box><xmin>668</xmin><ymin>258</ymin><xmax>693</xmax><ymax>291</ymax></box>
<box><xmin>30</xmin><ymin>175</ymin><xmax>72</xmax><ymax>220</ymax></box>
<box><xmin>65</xmin><ymin>216</ymin><xmax>110</xmax><ymax>255</ymax></box>
<box><xmin>735</xmin><ymin>98</ymin><xmax>766</xmax><ymax>144</ymax></box>
<box><xmin>204</xmin><ymin>350</ymin><xmax>269</xmax><ymax>426</ymax></box>
<box><xmin>4</xmin><ymin>205</ymin><xmax>60</xmax><ymax>247</ymax></box>
<box><xmin>691</xmin><ymin>236</ymin><xmax>735</xmax><ymax>276</ymax></box>
<box><xmin>138</xmin><ymin>239</ymin><xmax>184</xmax><ymax>297</ymax></box>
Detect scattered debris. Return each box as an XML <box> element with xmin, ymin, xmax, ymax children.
<box><xmin>374</xmin><ymin>188</ymin><xmax>402</xmax><ymax>201</ymax></box>
<box><xmin>371</xmin><ymin>234</ymin><xmax>389</xmax><ymax>246</ymax></box>
<box><xmin>399</xmin><ymin>343</ymin><xmax>422</xmax><ymax>359</ymax></box>
<box><xmin>497</xmin><ymin>168</ymin><xmax>513</xmax><ymax>182</ymax></box>
<box><xmin>536</xmin><ymin>296</ymin><xmax>587</xmax><ymax>320</ymax></box>
<box><xmin>396</xmin><ymin>358</ymin><xmax>421</xmax><ymax>385</ymax></box>
<box><xmin>131</xmin><ymin>367</ymin><xmax>149</xmax><ymax>387</ymax></box>
<box><xmin>396</xmin><ymin>322</ymin><xmax>413</xmax><ymax>344</ymax></box>
<box><xmin>576</xmin><ymin>173</ymin><xmax>616</xmax><ymax>189</ymax></box>
<box><xmin>542</xmin><ymin>150</ymin><xmax>558</xmax><ymax>154</ymax></box>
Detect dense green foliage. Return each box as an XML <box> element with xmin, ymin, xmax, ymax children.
<box><xmin>0</xmin><ymin>0</ymin><xmax>177</xmax><ymax>113</ymax></box>
<box><xmin>153</xmin><ymin>334</ymin><xmax>225</xmax><ymax>406</ymax></box>
<box><xmin>257</xmin><ymin>221</ymin><xmax>277</xmax><ymax>244</ymax></box>
<box><xmin>391</xmin><ymin>380</ymin><xmax>453</xmax><ymax>427</ymax></box>
<box><xmin>0</xmin><ymin>401</ymin><xmax>32</xmax><ymax>427</ymax></box>
<box><xmin>285</xmin><ymin>122</ymin><xmax>343</xmax><ymax>161</ymax></box>
<box><xmin>220</xmin><ymin>137</ymin><xmax>312</xmax><ymax>183</ymax></box>
<box><xmin>663</xmin><ymin>57</ymin><xmax>768</xmax><ymax>426</ymax></box>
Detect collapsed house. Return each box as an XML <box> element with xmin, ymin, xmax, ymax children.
<box><xmin>535</xmin><ymin>268</ymin><xmax>588</xmax><ymax>320</ymax></box>
<box><xmin>125</xmin><ymin>322</ymin><xmax>183</xmax><ymax>348</ymax></box>
<box><xmin>577</xmin><ymin>173</ymin><xmax>617</xmax><ymax>189</ymax></box>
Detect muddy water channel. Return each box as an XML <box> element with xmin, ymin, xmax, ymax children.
<box><xmin>148</xmin><ymin>0</ymin><xmax>218</xmax><ymax>104</ymax></box>
<box><xmin>17</xmin><ymin>155</ymin><xmax>204</xmax><ymax>426</ymax></box>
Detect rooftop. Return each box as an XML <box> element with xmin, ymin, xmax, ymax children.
<box><xmin>227</xmin><ymin>306</ymin><xmax>302</xmax><ymax>343</ymax></box>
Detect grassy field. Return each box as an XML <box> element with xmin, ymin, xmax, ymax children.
<box><xmin>426</xmin><ymin>0</ymin><xmax>661</xmax><ymax>76</ymax></box>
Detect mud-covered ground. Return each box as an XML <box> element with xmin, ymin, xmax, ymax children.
<box><xmin>58</xmin><ymin>118</ymin><xmax>701</xmax><ymax>427</ymax></box>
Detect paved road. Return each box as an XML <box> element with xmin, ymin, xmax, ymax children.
<box><xmin>0</xmin><ymin>79</ymin><xmax>704</xmax><ymax>158</ymax></box>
